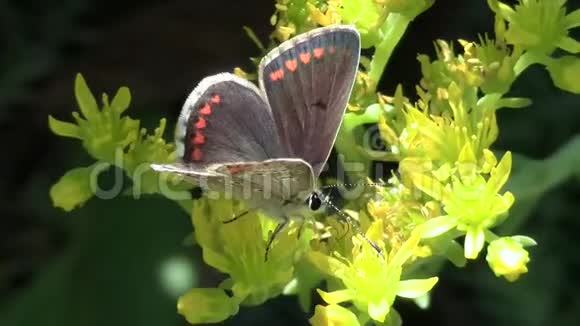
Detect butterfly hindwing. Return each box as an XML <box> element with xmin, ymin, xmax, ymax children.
<box><xmin>212</xmin><ymin>158</ymin><xmax>315</xmax><ymax>201</ymax></box>
<box><xmin>175</xmin><ymin>73</ymin><xmax>286</xmax><ymax>166</ymax></box>
<box><xmin>259</xmin><ymin>25</ymin><xmax>360</xmax><ymax>177</ymax></box>
<box><xmin>151</xmin><ymin>159</ymin><xmax>314</xmax><ymax>203</ymax></box>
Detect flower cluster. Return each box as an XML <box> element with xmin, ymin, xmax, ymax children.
<box><xmin>47</xmin><ymin>0</ymin><xmax>580</xmax><ymax>325</ymax></box>
<box><xmin>177</xmin><ymin>199</ymin><xmax>313</xmax><ymax>323</ymax></box>
<box><xmin>310</xmin><ymin>220</ymin><xmax>438</xmax><ymax>324</ymax></box>
<box><xmin>49</xmin><ymin>74</ymin><xmax>191</xmax><ymax>212</ymax></box>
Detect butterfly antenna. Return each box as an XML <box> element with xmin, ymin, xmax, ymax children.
<box><xmin>325</xmin><ymin>191</ymin><xmax>350</xmax><ymax>241</ymax></box>
<box><xmin>321</xmin><ymin>182</ymin><xmax>389</xmax><ymax>190</ymax></box>
<box><xmin>322</xmin><ymin>195</ymin><xmax>384</xmax><ymax>258</ymax></box>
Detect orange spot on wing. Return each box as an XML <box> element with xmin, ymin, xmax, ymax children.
<box><xmin>269</xmin><ymin>68</ymin><xmax>285</xmax><ymax>81</ymax></box>
<box><xmin>285</xmin><ymin>59</ymin><xmax>298</xmax><ymax>72</ymax></box>
<box><xmin>195</xmin><ymin>117</ymin><xmax>206</xmax><ymax>129</ymax></box>
<box><xmin>313</xmin><ymin>47</ymin><xmax>324</xmax><ymax>58</ymax></box>
<box><xmin>193</xmin><ymin>132</ymin><xmax>205</xmax><ymax>144</ymax></box>
<box><xmin>211</xmin><ymin>94</ymin><xmax>221</xmax><ymax>104</ymax></box>
<box><xmin>329</xmin><ymin>46</ymin><xmax>336</xmax><ymax>54</ymax></box>
<box><xmin>191</xmin><ymin>147</ymin><xmax>202</xmax><ymax>161</ymax></box>
<box><xmin>299</xmin><ymin>52</ymin><xmax>311</xmax><ymax>64</ymax></box>
<box><xmin>199</xmin><ymin>103</ymin><xmax>212</xmax><ymax>115</ymax></box>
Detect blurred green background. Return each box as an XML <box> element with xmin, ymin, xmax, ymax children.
<box><xmin>1</xmin><ymin>0</ymin><xmax>579</xmax><ymax>325</ymax></box>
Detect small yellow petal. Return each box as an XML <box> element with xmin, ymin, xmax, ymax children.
<box><xmin>316</xmin><ymin>289</ymin><xmax>356</xmax><ymax>305</ymax></box>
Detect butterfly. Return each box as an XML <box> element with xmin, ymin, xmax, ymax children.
<box><xmin>152</xmin><ymin>25</ymin><xmax>371</xmax><ymax>259</ymax></box>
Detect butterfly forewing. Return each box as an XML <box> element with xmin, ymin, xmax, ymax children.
<box><xmin>259</xmin><ymin>26</ymin><xmax>360</xmax><ymax>177</ymax></box>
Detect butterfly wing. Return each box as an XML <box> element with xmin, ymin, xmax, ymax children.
<box><xmin>212</xmin><ymin>158</ymin><xmax>315</xmax><ymax>202</ymax></box>
<box><xmin>152</xmin><ymin>73</ymin><xmax>286</xmax><ymax>184</ymax></box>
<box><xmin>175</xmin><ymin>73</ymin><xmax>286</xmax><ymax>166</ymax></box>
<box><xmin>151</xmin><ymin>159</ymin><xmax>314</xmax><ymax>205</ymax></box>
<box><xmin>259</xmin><ymin>25</ymin><xmax>360</xmax><ymax>177</ymax></box>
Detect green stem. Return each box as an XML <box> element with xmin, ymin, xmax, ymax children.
<box><xmin>368</xmin><ymin>14</ymin><xmax>412</xmax><ymax>92</ymax></box>
<box><xmin>484</xmin><ymin>229</ymin><xmax>500</xmax><ymax>242</ymax></box>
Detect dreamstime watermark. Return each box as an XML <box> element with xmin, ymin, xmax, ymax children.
<box><xmin>87</xmin><ymin>128</ymin><xmax>471</xmax><ymax>204</ymax></box>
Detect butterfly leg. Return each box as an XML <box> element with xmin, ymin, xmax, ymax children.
<box><xmin>264</xmin><ymin>218</ymin><xmax>289</xmax><ymax>262</ymax></box>
<box><xmin>296</xmin><ymin>219</ymin><xmax>305</xmax><ymax>240</ymax></box>
<box><xmin>222</xmin><ymin>210</ymin><xmax>249</xmax><ymax>224</ymax></box>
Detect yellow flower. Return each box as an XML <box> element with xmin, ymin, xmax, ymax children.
<box><xmin>414</xmin><ymin>151</ymin><xmax>515</xmax><ymax>259</ymax></box>
<box><xmin>309</xmin><ymin>220</ymin><xmax>438</xmax><ymax>323</ymax></box>
<box><xmin>175</xmin><ymin>198</ymin><xmax>313</xmax><ymax>323</ymax></box>
<box><xmin>177</xmin><ymin>288</ymin><xmax>239</xmax><ymax>324</ymax></box>
<box><xmin>486</xmin><ymin>236</ymin><xmax>536</xmax><ymax>281</ymax></box>
<box><xmin>489</xmin><ymin>0</ymin><xmax>580</xmax><ymax>54</ymax></box>
<box><xmin>309</xmin><ymin>304</ymin><xmax>360</xmax><ymax>326</ymax></box>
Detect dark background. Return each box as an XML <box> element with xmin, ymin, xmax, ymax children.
<box><xmin>1</xmin><ymin>0</ymin><xmax>580</xmax><ymax>325</ymax></box>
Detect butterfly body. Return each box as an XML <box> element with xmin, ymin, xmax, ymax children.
<box><xmin>153</xmin><ymin>157</ymin><xmax>316</xmax><ymax>220</ymax></box>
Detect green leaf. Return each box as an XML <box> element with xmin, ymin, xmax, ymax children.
<box><xmin>111</xmin><ymin>86</ymin><xmax>131</xmax><ymax>114</ymax></box>
<box><xmin>177</xmin><ymin>288</ymin><xmax>239</xmax><ymax>324</ymax></box>
<box><xmin>48</xmin><ymin>115</ymin><xmax>81</xmax><ymax>139</ymax></box>
<box><xmin>74</xmin><ymin>73</ymin><xmax>99</xmax><ymax>120</ymax></box>
<box><xmin>49</xmin><ymin>163</ymin><xmax>109</xmax><ymax>212</ymax></box>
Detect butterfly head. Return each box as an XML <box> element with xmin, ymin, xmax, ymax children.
<box><xmin>307</xmin><ymin>191</ymin><xmax>323</xmax><ymax>211</ymax></box>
